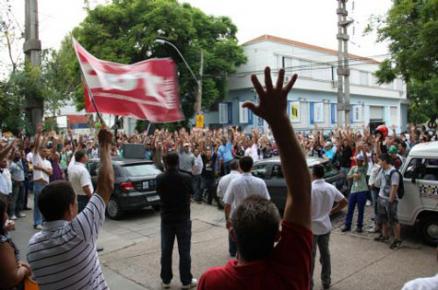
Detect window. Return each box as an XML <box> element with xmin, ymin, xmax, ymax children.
<box><xmin>123</xmin><ymin>164</ymin><xmax>161</xmax><ymax>177</ymax></box>
<box><xmin>299</xmin><ymin>59</ymin><xmax>312</xmax><ymax>78</ymax></box>
<box><xmin>314</xmin><ymin>102</ymin><xmax>324</xmax><ymax>123</ymax></box>
<box><xmin>390</xmin><ymin>106</ymin><xmax>398</xmax><ymax>127</ymax></box>
<box><xmin>239</xmin><ymin>101</ymin><xmax>252</xmax><ymax>124</ymax></box>
<box><xmin>352</xmin><ymin>105</ymin><xmax>362</xmax><ymax>122</ymax></box>
<box><xmin>272</xmin><ymin>165</ymin><xmax>283</xmax><ymax>178</ymax></box>
<box><xmin>359</xmin><ymin>71</ymin><xmax>369</xmax><ymax>86</ymax></box>
<box><xmin>252</xmin><ymin>164</ymin><xmax>269</xmax><ymax>179</ymax></box>
<box><xmin>219</xmin><ymin>103</ymin><xmax>232</xmax><ymax>124</ymax></box>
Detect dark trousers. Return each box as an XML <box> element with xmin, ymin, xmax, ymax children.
<box><xmin>192</xmin><ymin>175</ymin><xmax>203</xmax><ymax>201</ymax></box>
<box><xmin>12</xmin><ymin>180</ymin><xmax>25</xmax><ymax>215</ymax></box>
<box><xmin>161</xmin><ymin>220</ymin><xmax>193</xmax><ymax>285</ymax></box>
<box><xmin>203</xmin><ymin>175</ymin><xmax>221</xmax><ymax>207</ymax></box>
<box><xmin>228</xmin><ymin>232</ymin><xmax>237</xmax><ymax>257</ymax></box>
<box><xmin>345</xmin><ymin>191</ymin><xmax>367</xmax><ymax>229</ymax></box>
<box><xmin>77</xmin><ymin>195</ymin><xmax>90</xmax><ymax>213</ymax></box>
<box><xmin>311</xmin><ymin>233</ymin><xmax>331</xmax><ymax>289</ymax></box>
<box><xmin>24</xmin><ymin>178</ymin><xmax>32</xmax><ymax>208</ymax></box>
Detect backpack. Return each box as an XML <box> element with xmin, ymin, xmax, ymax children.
<box><xmin>389</xmin><ymin>169</ymin><xmax>405</xmax><ymax>199</ymax></box>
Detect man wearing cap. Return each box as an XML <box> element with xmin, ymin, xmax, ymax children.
<box><xmin>388</xmin><ymin>145</ymin><xmax>403</xmax><ymax>170</ymax></box>
<box><xmin>342</xmin><ymin>148</ymin><xmax>368</xmax><ymax>233</ymax></box>
<box><xmin>179</xmin><ymin>143</ymin><xmax>195</xmax><ymax>175</ymax></box>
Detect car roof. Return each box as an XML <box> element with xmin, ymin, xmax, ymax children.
<box><xmin>89</xmin><ymin>157</ymin><xmax>154</xmax><ymax>166</ymax></box>
<box><xmin>409</xmin><ymin>141</ymin><xmax>438</xmax><ymax>158</ymax></box>
<box><xmin>255</xmin><ymin>156</ymin><xmax>329</xmax><ymax>167</ymax></box>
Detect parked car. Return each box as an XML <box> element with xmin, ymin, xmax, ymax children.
<box><xmin>252</xmin><ymin>156</ymin><xmax>345</xmax><ymax>213</ymax></box>
<box><xmin>398</xmin><ymin>141</ymin><xmax>438</xmax><ymax>246</ymax></box>
<box><xmin>87</xmin><ymin>158</ymin><xmax>162</xmax><ymax>219</ymax></box>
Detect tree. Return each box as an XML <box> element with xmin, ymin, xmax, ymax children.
<box><xmin>57</xmin><ymin>0</ymin><xmax>246</xmax><ymax>126</ymax></box>
<box><xmin>373</xmin><ymin>0</ymin><xmax>438</xmax><ymax>123</ymax></box>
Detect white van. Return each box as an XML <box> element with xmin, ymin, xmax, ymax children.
<box><xmin>398</xmin><ymin>141</ymin><xmax>438</xmax><ymax>246</ymax></box>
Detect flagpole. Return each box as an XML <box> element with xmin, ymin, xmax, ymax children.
<box><xmin>81</xmin><ymin>73</ymin><xmax>105</xmax><ymax>128</ymax></box>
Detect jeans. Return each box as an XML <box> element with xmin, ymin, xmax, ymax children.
<box><xmin>77</xmin><ymin>195</ymin><xmax>90</xmax><ymax>213</ymax></box>
<box><xmin>161</xmin><ymin>220</ymin><xmax>193</xmax><ymax>285</ymax></box>
<box><xmin>192</xmin><ymin>175</ymin><xmax>203</xmax><ymax>201</ymax></box>
<box><xmin>24</xmin><ymin>178</ymin><xmax>32</xmax><ymax>208</ymax></box>
<box><xmin>228</xmin><ymin>231</ymin><xmax>237</xmax><ymax>257</ymax></box>
<box><xmin>8</xmin><ymin>186</ymin><xmax>17</xmax><ymax>217</ymax></box>
<box><xmin>311</xmin><ymin>233</ymin><xmax>331</xmax><ymax>289</ymax></box>
<box><xmin>344</xmin><ymin>191</ymin><xmax>367</xmax><ymax>229</ymax></box>
<box><xmin>371</xmin><ymin>188</ymin><xmax>380</xmax><ymax>225</ymax></box>
<box><xmin>12</xmin><ymin>180</ymin><xmax>25</xmax><ymax>215</ymax></box>
<box><xmin>33</xmin><ymin>182</ymin><xmax>46</xmax><ymax>226</ymax></box>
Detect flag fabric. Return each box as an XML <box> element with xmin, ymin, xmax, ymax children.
<box><xmin>73</xmin><ymin>38</ymin><xmax>184</xmax><ymax>123</ymax></box>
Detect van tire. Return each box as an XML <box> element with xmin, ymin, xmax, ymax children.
<box><xmin>420</xmin><ymin>215</ymin><xmax>438</xmax><ymax>246</ymax></box>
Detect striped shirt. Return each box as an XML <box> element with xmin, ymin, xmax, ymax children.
<box><xmin>27</xmin><ymin>194</ymin><xmax>108</xmax><ymax>290</ymax></box>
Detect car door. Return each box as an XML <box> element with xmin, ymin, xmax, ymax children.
<box><xmin>268</xmin><ymin>164</ymin><xmax>288</xmax><ymax>212</ymax></box>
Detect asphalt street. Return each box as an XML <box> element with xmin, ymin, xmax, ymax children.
<box><xmin>10</xmin><ymin>197</ymin><xmax>438</xmax><ymax>290</ymax></box>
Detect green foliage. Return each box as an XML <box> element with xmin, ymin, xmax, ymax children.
<box><xmin>375</xmin><ymin>0</ymin><xmax>438</xmax><ymax>123</ymax></box>
<box><xmin>58</xmin><ymin>0</ymin><xmax>246</xmax><ymax>124</ymax></box>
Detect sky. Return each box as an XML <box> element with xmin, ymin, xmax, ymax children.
<box><xmin>1</xmin><ymin>0</ymin><xmax>392</xmax><ymax>78</ymax></box>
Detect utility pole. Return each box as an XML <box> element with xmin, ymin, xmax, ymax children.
<box><xmin>195</xmin><ymin>49</ymin><xmax>204</xmax><ymax>114</ymax></box>
<box><xmin>336</xmin><ymin>0</ymin><xmax>353</xmax><ymax>127</ymax></box>
<box><xmin>24</xmin><ymin>0</ymin><xmax>43</xmax><ymax>134</ymax></box>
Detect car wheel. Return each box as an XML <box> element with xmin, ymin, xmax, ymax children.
<box><xmin>420</xmin><ymin>215</ymin><xmax>438</xmax><ymax>246</ymax></box>
<box><xmin>107</xmin><ymin>198</ymin><xmax>123</xmax><ymax>220</ymax></box>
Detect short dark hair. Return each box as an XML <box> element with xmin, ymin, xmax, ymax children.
<box><xmin>38</xmin><ymin>181</ymin><xmax>76</xmax><ymax>221</ymax></box>
<box><xmin>75</xmin><ymin>150</ymin><xmax>87</xmax><ymax>162</ymax></box>
<box><xmin>230</xmin><ymin>159</ymin><xmax>239</xmax><ymax>171</ymax></box>
<box><xmin>231</xmin><ymin>196</ymin><xmax>281</xmax><ymax>262</ymax></box>
<box><xmin>239</xmin><ymin>156</ymin><xmax>253</xmax><ymax>172</ymax></box>
<box><xmin>312</xmin><ymin>164</ymin><xmax>325</xmax><ymax>179</ymax></box>
<box><xmin>379</xmin><ymin>153</ymin><xmax>393</xmax><ymax>165</ymax></box>
<box><xmin>164</xmin><ymin>152</ymin><xmax>179</xmax><ymax>169</ymax></box>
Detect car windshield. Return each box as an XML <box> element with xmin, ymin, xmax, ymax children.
<box><xmin>123</xmin><ymin>163</ymin><xmax>161</xmax><ymax>177</ymax></box>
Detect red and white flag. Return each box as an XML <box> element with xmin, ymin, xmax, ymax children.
<box><xmin>72</xmin><ymin>38</ymin><xmax>184</xmax><ymax>123</ymax></box>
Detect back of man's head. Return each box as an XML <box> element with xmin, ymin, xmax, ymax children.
<box><xmin>231</xmin><ymin>196</ymin><xmax>281</xmax><ymax>262</ymax></box>
<box><xmin>230</xmin><ymin>159</ymin><xmax>239</xmax><ymax>171</ymax></box>
<box><xmin>39</xmin><ymin>181</ymin><xmax>76</xmax><ymax>221</ymax></box>
<box><xmin>75</xmin><ymin>150</ymin><xmax>87</xmax><ymax>163</ymax></box>
<box><xmin>239</xmin><ymin>156</ymin><xmax>253</xmax><ymax>173</ymax></box>
<box><xmin>312</xmin><ymin>164</ymin><xmax>325</xmax><ymax>179</ymax></box>
<box><xmin>164</xmin><ymin>152</ymin><xmax>179</xmax><ymax>169</ymax></box>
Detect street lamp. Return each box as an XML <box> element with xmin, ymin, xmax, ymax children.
<box><xmin>154</xmin><ymin>39</ymin><xmax>203</xmax><ymax>114</ymax></box>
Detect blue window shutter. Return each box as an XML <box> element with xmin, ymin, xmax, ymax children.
<box><xmin>227</xmin><ymin>102</ymin><xmax>233</xmax><ymax>124</ymax></box>
<box><xmin>331</xmin><ymin>104</ymin><xmax>336</xmax><ymax>124</ymax></box>
<box><xmin>310</xmin><ymin>102</ymin><xmax>314</xmax><ymax>124</ymax></box>
<box><xmin>349</xmin><ymin>109</ymin><xmax>353</xmax><ymax>123</ymax></box>
<box><xmin>248</xmin><ymin>109</ymin><xmax>253</xmax><ymax>124</ymax></box>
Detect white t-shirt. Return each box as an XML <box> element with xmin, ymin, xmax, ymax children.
<box><xmin>224</xmin><ymin>172</ymin><xmax>270</xmax><ymax>212</ymax></box>
<box><xmin>311</xmin><ymin>179</ymin><xmax>345</xmax><ymax>235</ymax></box>
<box><xmin>244</xmin><ymin>144</ymin><xmax>259</xmax><ymax>162</ymax></box>
<box><xmin>68</xmin><ymin>162</ymin><xmax>94</xmax><ymax>196</ymax></box>
<box><xmin>217</xmin><ymin>170</ymin><xmax>240</xmax><ymax>198</ymax></box>
<box><xmin>0</xmin><ymin>167</ymin><xmax>12</xmax><ymax>195</ymax></box>
<box><xmin>402</xmin><ymin>274</ymin><xmax>438</xmax><ymax>290</ymax></box>
<box><xmin>26</xmin><ymin>151</ymin><xmax>33</xmax><ymax>163</ymax></box>
<box><xmin>32</xmin><ymin>153</ymin><xmax>52</xmax><ymax>184</ymax></box>
<box><xmin>192</xmin><ymin>154</ymin><xmax>203</xmax><ymax>176</ymax></box>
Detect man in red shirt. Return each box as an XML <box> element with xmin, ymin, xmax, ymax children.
<box><xmin>198</xmin><ymin>67</ymin><xmax>312</xmax><ymax>290</ymax></box>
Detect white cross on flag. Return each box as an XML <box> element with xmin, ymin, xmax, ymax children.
<box><xmin>72</xmin><ymin>38</ymin><xmax>184</xmax><ymax>123</ymax></box>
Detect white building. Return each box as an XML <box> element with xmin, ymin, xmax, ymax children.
<box><xmin>204</xmin><ymin>35</ymin><xmax>408</xmax><ymax>132</ymax></box>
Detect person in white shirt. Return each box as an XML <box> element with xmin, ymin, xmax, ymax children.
<box><xmin>223</xmin><ymin>156</ymin><xmax>270</xmax><ymax>257</ymax></box>
<box><xmin>27</xmin><ymin>128</ymin><xmax>114</xmax><ymax>290</ymax></box>
<box><xmin>216</xmin><ymin>160</ymin><xmax>240</xmax><ymax>199</ymax></box>
<box><xmin>401</xmin><ymin>273</ymin><xmax>438</xmax><ymax>290</ymax></box>
<box><xmin>0</xmin><ymin>159</ymin><xmax>13</xmax><ymax>207</ymax></box>
<box><xmin>192</xmin><ymin>148</ymin><xmax>204</xmax><ymax>203</ymax></box>
<box><xmin>68</xmin><ymin>150</ymin><xmax>93</xmax><ymax>212</ymax></box>
<box><xmin>310</xmin><ymin>164</ymin><xmax>347</xmax><ymax>290</ymax></box>
<box><xmin>32</xmin><ymin>127</ymin><xmax>53</xmax><ymax>230</ymax></box>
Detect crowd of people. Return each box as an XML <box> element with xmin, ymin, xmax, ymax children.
<box><xmin>0</xmin><ymin>67</ymin><xmax>437</xmax><ymax>290</ymax></box>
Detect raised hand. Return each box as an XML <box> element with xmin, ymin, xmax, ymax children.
<box><xmin>243</xmin><ymin>67</ymin><xmax>297</xmax><ymax>124</ymax></box>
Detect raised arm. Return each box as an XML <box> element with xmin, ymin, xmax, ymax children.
<box><xmin>96</xmin><ymin>129</ymin><xmax>115</xmax><ymax>204</ymax></box>
<box><xmin>243</xmin><ymin>67</ymin><xmax>311</xmax><ymax>229</ymax></box>
<box><xmin>0</xmin><ymin>140</ymin><xmax>17</xmax><ymax>161</ymax></box>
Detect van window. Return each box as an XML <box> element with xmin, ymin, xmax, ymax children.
<box><xmin>421</xmin><ymin>159</ymin><xmax>438</xmax><ymax>181</ymax></box>
<box><xmin>252</xmin><ymin>164</ymin><xmax>269</xmax><ymax>179</ymax></box>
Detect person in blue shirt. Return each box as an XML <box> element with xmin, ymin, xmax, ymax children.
<box><xmin>218</xmin><ymin>138</ymin><xmax>234</xmax><ymax>176</ymax></box>
<box><xmin>323</xmin><ymin>142</ymin><xmax>336</xmax><ymax>161</ymax></box>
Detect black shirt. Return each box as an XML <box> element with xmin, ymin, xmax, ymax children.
<box><xmin>340</xmin><ymin>145</ymin><xmax>353</xmax><ymax>168</ymax></box>
<box><xmin>156</xmin><ymin>168</ymin><xmax>192</xmax><ymax>223</ymax></box>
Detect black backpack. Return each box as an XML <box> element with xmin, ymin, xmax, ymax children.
<box><xmin>390</xmin><ymin>169</ymin><xmax>405</xmax><ymax>199</ymax></box>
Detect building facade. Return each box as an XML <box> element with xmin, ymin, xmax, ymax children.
<box><xmin>204</xmin><ymin>35</ymin><xmax>408</xmax><ymax>133</ymax></box>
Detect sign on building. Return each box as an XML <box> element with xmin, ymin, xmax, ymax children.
<box><xmin>195</xmin><ymin>114</ymin><xmax>205</xmax><ymax>128</ymax></box>
<box><xmin>289</xmin><ymin>101</ymin><xmax>300</xmax><ymax>122</ymax></box>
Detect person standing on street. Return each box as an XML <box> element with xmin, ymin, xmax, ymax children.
<box><xmin>179</xmin><ymin>143</ymin><xmax>195</xmax><ymax>175</ymax></box>
<box><xmin>68</xmin><ymin>150</ymin><xmax>93</xmax><ymax>212</ymax></box>
<box><xmin>374</xmin><ymin>153</ymin><xmax>403</xmax><ymax>249</ymax></box>
<box><xmin>223</xmin><ymin>156</ymin><xmax>270</xmax><ymax>257</ymax></box>
<box><xmin>32</xmin><ymin>126</ymin><xmax>53</xmax><ymax>230</ymax></box>
<box><xmin>310</xmin><ymin>164</ymin><xmax>348</xmax><ymax>290</ymax></box>
<box><xmin>216</xmin><ymin>160</ymin><xmax>240</xmax><ymax>201</ymax></box>
<box><xmin>9</xmin><ymin>152</ymin><xmax>26</xmax><ymax>220</ymax></box>
<box><xmin>192</xmin><ymin>148</ymin><xmax>204</xmax><ymax>203</ymax></box>
<box><xmin>157</xmin><ymin>152</ymin><xmax>197</xmax><ymax>289</ymax></box>
<box><xmin>342</xmin><ymin>151</ymin><xmax>368</xmax><ymax>233</ymax></box>
<box><xmin>201</xmin><ymin>147</ymin><xmax>222</xmax><ymax>208</ymax></box>
<box><xmin>27</xmin><ymin>128</ymin><xmax>114</xmax><ymax>290</ymax></box>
